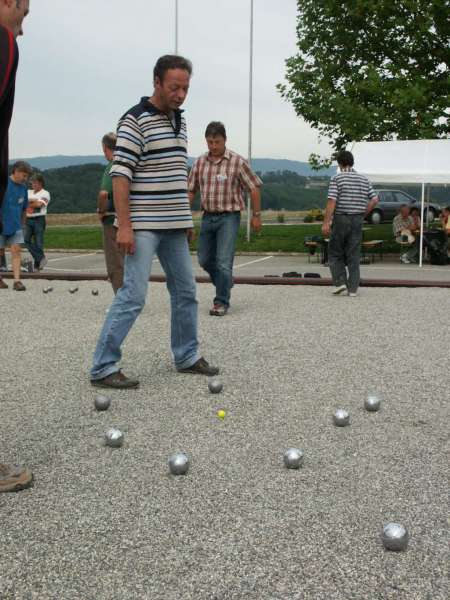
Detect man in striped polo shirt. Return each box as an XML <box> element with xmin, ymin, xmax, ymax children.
<box><xmin>90</xmin><ymin>55</ymin><xmax>219</xmax><ymax>389</ymax></box>
<box><xmin>322</xmin><ymin>150</ymin><xmax>379</xmax><ymax>296</ymax></box>
<box><xmin>188</xmin><ymin>121</ymin><xmax>262</xmax><ymax>316</ymax></box>
<box><xmin>0</xmin><ymin>0</ymin><xmax>33</xmax><ymax>493</ymax></box>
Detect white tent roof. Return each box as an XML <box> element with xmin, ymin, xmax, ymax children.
<box><xmin>349</xmin><ymin>139</ymin><xmax>450</xmax><ymax>184</ymax></box>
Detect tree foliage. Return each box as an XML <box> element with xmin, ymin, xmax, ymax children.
<box><xmin>278</xmin><ymin>0</ymin><xmax>450</xmax><ymax>158</ymax></box>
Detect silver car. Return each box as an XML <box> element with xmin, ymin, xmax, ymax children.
<box><xmin>366</xmin><ymin>189</ymin><xmax>441</xmax><ymax>225</ymax></box>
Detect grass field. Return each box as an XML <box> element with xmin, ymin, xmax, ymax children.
<box><xmin>44</xmin><ymin>223</ymin><xmax>400</xmax><ymax>253</ymax></box>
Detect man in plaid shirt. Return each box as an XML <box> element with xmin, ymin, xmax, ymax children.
<box><xmin>188</xmin><ymin>122</ymin><xmax>262</xmax><ymax>316</ymax></box>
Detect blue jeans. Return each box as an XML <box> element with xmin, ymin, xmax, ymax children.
<box><xmin>198</xmin><ymin>212</ymin><xmax>241</xmax><ymax>307</ymax></box>
<box><xmin>90</xmin><ymin>229</ymin><xmax>200</xmax><ymax>380</ymax></box>
<box><xmin>24</xmin><ymin>216</ymin><xmax>46</xmax><ymax>265</ymax></box>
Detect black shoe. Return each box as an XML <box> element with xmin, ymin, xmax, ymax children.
<box><xmin>91</xmin><ymin>370</ymin><xmax>139</xmax><ymax>389</ymax></box>
<box><xmin>178</xmin><ymin>357</ymin><xmax>219</xmax><ymax>376</ymax></box>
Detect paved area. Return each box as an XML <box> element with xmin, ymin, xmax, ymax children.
<box><xmin>9</xmin><ymin>250</ymin><xmax>450</xmax><ymax>283</ymax></box>
<box><xmin>0</xmin><ymin>282</ymin><xmax>449</xmax><ymax>599</ymax></box>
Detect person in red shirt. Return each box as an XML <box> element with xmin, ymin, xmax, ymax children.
<box><xmin>0</xmin><ymin>0</ymin><xmax>33</xmax><ymax>492</ymax></box>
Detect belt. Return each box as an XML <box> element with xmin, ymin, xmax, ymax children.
<box><xmin>203</xmin><ymin>210</ymin><xmax>240</xmax><ymax>215</ymax></box>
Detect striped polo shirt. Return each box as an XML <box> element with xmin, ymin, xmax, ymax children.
<box><xmin>110</xmin><ymin>97</ymin><xmax>193</xmax><ymax>230</ymax></box>
<box><xmin>328</xmin><ymin>169</ymin><xmax>376</xmax><ymax>214</ymax></box>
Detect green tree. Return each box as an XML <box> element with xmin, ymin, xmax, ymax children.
<box><xmin>278</xmin><ymin>0</ymin><xmax>450</xmax><ymax>163</ymax></box>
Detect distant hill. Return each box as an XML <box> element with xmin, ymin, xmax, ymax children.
<box><xmin>11</xmin><ymin>154</ymin><xmax>336</xmax><ymax>176</ymax></box>
<box><xmin>10</xmin><ymin>155</ymin><xmax>108</xmax><ymax>170</ymax></box>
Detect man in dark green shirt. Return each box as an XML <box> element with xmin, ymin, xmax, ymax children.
<box><xmin>97</xmin><ymin>132</ymin><xmax>124</xmax><ymax>293</ymax></box>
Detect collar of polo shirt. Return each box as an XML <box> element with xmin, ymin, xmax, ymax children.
<box><xmin>140</xmin><ymin>96</ymin><xmax>184</xmax><ymax>115</ymax></box>
<box><xmin>207</xmin><ymin>148</ymin><xmax>231</xmax><ymax>163</ymax></box>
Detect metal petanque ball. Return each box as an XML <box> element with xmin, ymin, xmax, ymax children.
<box><xmin>333</xmin><ymin>409</ymin><xmax>350</xmax><ymax>427</ymax></box>
<box><xmin>69</xmin><ymin>287</ymin><xmax>79</xmax><ymax>294</ymax></box>
<box><xmin>365</xmin><ymin>394</ymin><xmax>381</xmax><ymax>412</ymax></box>
<box><xmin>168</xmin><ymin>452</ymin><xmax>189</xmax><ymax>476</ymax></box>
<box><xmin>104</xmin><ymin>428</ymin><xmax>124</xmax><ymax>448</ymax></box>
<box><xmin>94</xmin><ymin>394</ymin><xmax>111</xmax><ymax>411</ymax></box>
<box><xmin>92</xmin><ymin>289</ymin><xmax>99</xmax><ymax>296</ymax></box>
<box><xmin>43</xmin><ymin>287</ymin><xmax>49</xmax><ymax>294</ymax></box>
<box><xmin>208</xmin><ymin>379</ymin><xmax>223</xmax><ymax>394</ymax></box>
<box><xmin>283</xmin><ymin>448</ymin><xmax>304</xmax><ymax>469</ymax></box>
<box><xmin>381</xmin><ymin>523</ymin><xmax>409</xmax><ymax>551</ymax></box>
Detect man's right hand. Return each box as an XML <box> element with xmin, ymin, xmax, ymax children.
<box><xmin>322</xmin><ymin>222</ymin><xmax>331</xmax><ymax>237</ymax></box>
<box><xmin>116</xmin><ymin>225</ymin><xmax>135</xmax><ymax>255</ymax></box>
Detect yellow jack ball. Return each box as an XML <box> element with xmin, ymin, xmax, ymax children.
<box><xmin>217</xmin><ymin>409</ymin><xmax>226</xmax><ymax>420</ymax></box>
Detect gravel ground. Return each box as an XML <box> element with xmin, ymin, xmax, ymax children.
<box><xmin>0</xmin><ymin>281</ymin><xmax>449</xmax><ymax>600</ymax></box>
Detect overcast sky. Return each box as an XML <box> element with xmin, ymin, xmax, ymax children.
<box><xmin>10</xmin><ymin>0</ymin><xmax>331</xmax><ymax>161</ymax></box>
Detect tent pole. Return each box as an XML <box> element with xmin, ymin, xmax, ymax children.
<box><xmin>419</xmin><ymin>182</ymin><xmax>425</xmax><ymax>267</ymax></box>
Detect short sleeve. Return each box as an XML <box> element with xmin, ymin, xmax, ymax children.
<box><xmin>237</xmin><ymin>159</ymin><xmax>262</xmax><ymax>191</ymax></box>
<box><xmin>367</xmin><ymin>181</ymin><xmax>376</xmax><ymax>200</ymax></box>
<box><xmin>327</xmin><ymin>176</ymin><xmax>338</xmax><ymax>200</ymax></box>
<box><xmin>187</xmin><ymin>159</ymin><xmax>200</xmax><ymax>192</ymax></box>
<box><xmin>110</xmin><ymin>115</ymin><xmax>144</xmax><ymax>181</ymax></box>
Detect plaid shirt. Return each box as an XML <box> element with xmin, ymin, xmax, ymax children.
<box><xmin>188</xmin><ymin>149</ymin><xmax>262</xmax><ymax>212</ymax></box>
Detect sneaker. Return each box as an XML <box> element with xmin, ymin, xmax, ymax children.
<box><xmin>209</xmin><ymin>303</ymin><xmax>228</xmax><ymax>317</ymax></box>
<box><xmin>332</xmin><ymin>284</ymin><xmax>347</xmax><ymax>295</ymax></box>
<box><xmin>0</xmin><ymin>463</ymin><xmax>33</xmax><ymax>493</ymax></box>
<box><xmin>0</xmin><ymin>264</ymin><xmax>7</xmax><ymax>272</ymax></box>
<box><xmin>178</xmin><ymin>357</ymin><xmax>219</xmax><ymax>376</ymax></box>
<box><xmin>348</xmin><ymin>292</ymin><xmax>358</xmax><ymax>297</ymax></box>
<box><xmin>400</xmin><ymin>254</ymin><xmax>411</xmax><ymax>264</ymax></box>
<box><xmin>90</xmin><ymin>370</ymin><xmax>139</xmax><ymax>389</ymax></box>
<box><xmin>13</xmin><ymin>281</ymin><xmax>26</xmax><ymax>291</ymax></box>
<box><xmin>38</xmin><ymin>256</ymin><xmax>48</xmax><ymax>271</ymax></box>
<box><xmin>0</xmin><ymin>279</ymin><xmax>8</xmax><ymax>289</ymax></box>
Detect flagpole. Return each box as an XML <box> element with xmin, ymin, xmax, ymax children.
<box><xmin>175</xmin><ymin>0</ymin><xmax>179</xmax><ymax>54</ymax></box>
<box><xmin>246</xmin><ymin>0</ymin><xmax>254</xmax><ymax>242</ymax></box>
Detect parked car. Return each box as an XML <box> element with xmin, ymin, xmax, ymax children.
<box><xmin>366</xmin><ymin>189</ymin><xmax>441</xmax><ymax>225</ymax></box>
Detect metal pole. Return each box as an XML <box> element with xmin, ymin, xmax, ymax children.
<box><xmin>175</xmin><ymin>0</ymin><xmax>179</xmax><ymax>54</ymax></box>
<box><xmin>246</xmin><ymin>0</ymin><xmax>254</xmax><ymax>242</ymax></box>
<box><xmin>419</xmin><ymin>182</ymin><xmax>425</xmax><ymax>267</ymax></box>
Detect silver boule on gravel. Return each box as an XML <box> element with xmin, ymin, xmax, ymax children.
<box><xmin>333</xmin><ymin>409</ymin><xmax>350</xmax><ymax>427</ymax></box>
<box><xmin>168</xmin><ymin>452</ymin><xmax>189</xmax><ymax>475</ymax></box>
<box><xmin>91</xmin><ymin>289</ymin><xmax>99</xmax><ymax>296</ymax></box>
<box><xmin>104</xmin><ymin>428</ymin><xmax>124</xmax><ymax>448</ymax></box>
<box><xmin>365</xmin><ymin>394</ymin><xmax>381</xmax><ymax>412</ymax></box>
<box><xmin>208</xmin><ymin>378</ymin><xmax>223</xmax><ymax>394</ymax></box>
<box><xmin>69</xmin><ymin>287</ymin><xmax>79</xmax><ymax>294</ymax></box>
<box><xmin>381</xmin><ymin>522</ymin><xmax>409</xmax><ymax>551</ymax></box>
<box><xmin>94</xmin><ymin>394</ymin><xmax>111</xmax><ymax>411</ymax></box>
<box><xmin>283</xmin><ymin>448</ymin><xmax>304</xmax><ymax>469</ymax></box>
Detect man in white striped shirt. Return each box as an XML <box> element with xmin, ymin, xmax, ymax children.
<box><xmin>322</xmin><ymin>151</ymin><xmax>379</xmax><ymax>296</ymax></box>
<box><xmin>90</xmin><ymin>55</ymin><xmax>219</xmax><ymax>389</ymax></box>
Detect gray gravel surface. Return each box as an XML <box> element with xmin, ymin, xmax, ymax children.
<box><xmin>0</xmin><ymin>281</ymin><xmax>449</xmax><ymax>600</ymax></box>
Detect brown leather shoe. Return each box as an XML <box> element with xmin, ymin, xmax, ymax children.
<box><xmin>90</xmin><ymin>370</ymin><xmax>140</xmax><ymax>389</ymax></box>
<box><xmin>0</xmin><ymin>279</ymin><xmax>8</xmax><ymax>289</ymax></box>
<box><xmin>178</xmin><ymin>357</ymin><xmax>219</xmax><ymax>376</ymax></box>
<box><xmin>0</xmin><ymin>463</ymin><xmax>34</xmax><ymax>493</ymax></box>
<box><xmin>13</xmin><ymin>281</ymin><xmax>26</xmax><ymax>291</ymax></box>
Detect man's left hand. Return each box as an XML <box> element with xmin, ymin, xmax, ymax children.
<box><xmin>186</xmin><ymin>228</ymin><xmax>196</xmax><ymax>243</ymax></box>
<box><xmin>251</xmin><ymin>215</ymin><xmax>262</xmax><ymax>232</ymax></box>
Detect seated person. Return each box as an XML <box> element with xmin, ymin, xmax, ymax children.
<box><xmin>440</xmin><ymin>206</ymin><xmax>450</xmax><ymax>233</ymax></box>
<box><xmin>410</xmin><ymin>207</ymin><xmax>421</xmax><ymax>232</ymax></box>
<box><xmin>393</xmin><ymin>204</ymin><xmax>420</xmax><ymax>264</ymax></box>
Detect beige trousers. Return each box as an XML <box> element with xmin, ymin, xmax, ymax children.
<box><xmin>102</xmin><ymin>223</ymin><xmax>124</xmax><ymax>293</ymax></box>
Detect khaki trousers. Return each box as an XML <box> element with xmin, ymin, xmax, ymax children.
<box><xmin>102</xmin><ymin>223</ymin><xmax>124</xmax><ymax>293</ymax></box>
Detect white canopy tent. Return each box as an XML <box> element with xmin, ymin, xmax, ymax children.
<box><xmin>350</xmin><ymin>139</ymin><xmax>450</xmax><ymax>266</ymax></box>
